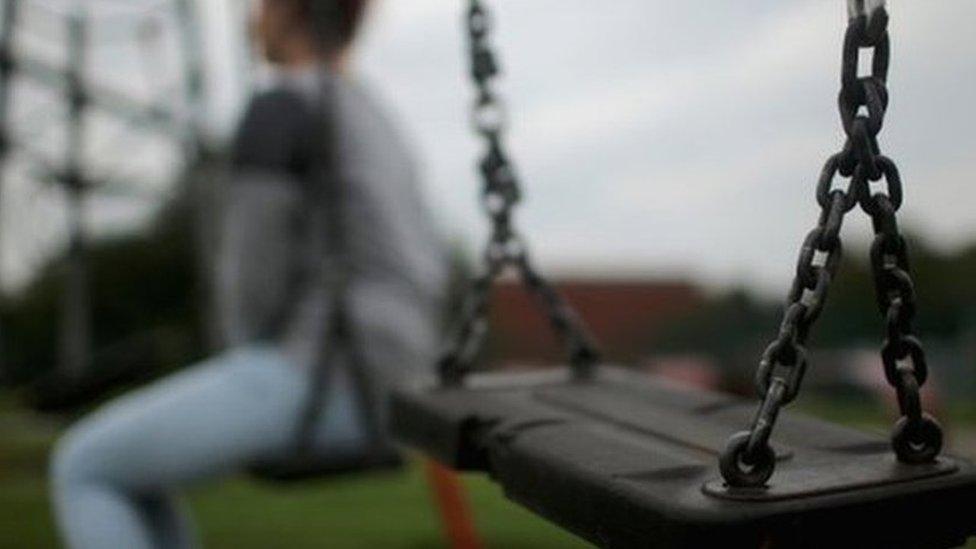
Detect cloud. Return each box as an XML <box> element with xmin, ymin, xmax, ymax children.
<box><xmin>7</xmin><ymin>0</ymin><xmax>972</xmax><ymax>294</ymax></box>
<box><xmin>356</xmin><ymin>0</ymin><xmax>976</xmax><ymax>293</ymax></box>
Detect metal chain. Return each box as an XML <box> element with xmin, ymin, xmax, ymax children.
<box><xmin>720</xmin><ymin>1</ymin><xmax>942</xmax><ymax>487</ymax></box>
<box><xmin>438</xmin><ymin>0</ymin><xmax>600</xmax><ymax>386</ymax></box>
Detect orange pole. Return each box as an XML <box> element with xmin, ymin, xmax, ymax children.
<box><xmin>424</xmin><ymin>459</ymin><xmax>485</xmax><ymax>549</ymax></box>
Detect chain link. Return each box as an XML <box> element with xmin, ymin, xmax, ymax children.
<box><xmin>721</xmin><ymin>4</ymin><xmax>942</xmax><ymax>488</ymax></box>
<box><xmin>438</xmin><ymin>0</ymin><xmax>600</xmax><ymax>386</ymax></box>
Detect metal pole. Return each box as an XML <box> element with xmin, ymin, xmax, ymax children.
<box><xmin>57</xmin><ymin>7</ymin><xmax>90</xmax><ymax>381</ymax></box>
<box><xmin>173</xmin><ymin>0</ymin><xmax>206</xmax><ymax>158</ymax></box>
<box><xmin>424</xmin><ymin>460</ymin><xmax>485</xmax><ymax>549</ymax></box>
<box><xmin>173</xmin><ymin>0</ymin><xmax>223</xmax><ymax>349</ymax></box>
<box><xmin>0</xmin><ymin>0</ymin><xmax>19</xmax><ymax>376</ymax></box>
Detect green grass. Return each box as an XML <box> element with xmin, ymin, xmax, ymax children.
<box><xmin>0</xmin><ymin>467</ymin><xmax>589</xmax><ymax>548</ymax></box>
<box><xmin>0</xmin><ymin>397</ymin><xmax>588</xmax><ymax>548</ymax></box>
<box><xmin>4</xmin><ymin>391</ymin><xmax>976</xmax><ymax>548</ymax></box>
<box><xmin>189</xmin><ymin>469</ymin><xmax>587</xmax><ymax>549</ymax></box>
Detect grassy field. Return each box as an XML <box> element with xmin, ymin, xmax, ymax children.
<box><xmin>4</xmin><ymin>391</ymin><xmax>976</xmax><ymax>548</ymax></box>
<box><xmin>0</xmin><ymin>395</ymin><xmax>587</xmax><ymax>548</ymax></box>
<box><xmin>0</xmin><ymin>469</ymin><xmax>589</xmax><ymax>548</ymax></box>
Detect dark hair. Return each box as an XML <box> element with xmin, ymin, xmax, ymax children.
<box><xmin>304</xmin><ymin>0</ymin><xmax>370</xmax><ymax>50</ymax></box>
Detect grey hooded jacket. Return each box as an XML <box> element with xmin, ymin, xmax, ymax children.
<box><xmin>217</xmin><ymin>68</ymin><xmax>448</xmax><ymax>428</ymax></box>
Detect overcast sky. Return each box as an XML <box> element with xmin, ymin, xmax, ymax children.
<box><xmin>335</xmin><ymin>0</ymin><xmax>975</xmax><ymax>295</ymax></box>
<box><xmin>6</xmin><ymin>1</ymin><xmax>976</xmax><ymax>296</ymax></box>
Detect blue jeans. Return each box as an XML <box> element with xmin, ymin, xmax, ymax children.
<box><xmin>50</xmin><ymin>345</ymin><xmax>367</xmax><ymax>549</ymax></box>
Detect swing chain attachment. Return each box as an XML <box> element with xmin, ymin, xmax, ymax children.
<box><xmin>721</xmin><ymin>2</ymin><xmax>941</xmax><ymax>488</ymax></box>
<box><xmin>437</xmin><ymin>0</ymin><xmax>600</xmax><ymax>387</ymax></box>
<box><xmin>847</xmin><ymin>0</ymin><xmax>888</xmax><ymax>43</ymax></box>
<box><xmin>865</xmin><ymin>176</ymin><xmax>944</xmax><ymax>463</ymax></box>
<box><xmin>720</xmin><ymin>164</ymin><xmax>850</xmax><ymax>488</ymax></box>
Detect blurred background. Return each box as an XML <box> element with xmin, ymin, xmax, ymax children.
<box><xmin>0</xmin><ymin>0</ymin><xmax>974</xmax><ymax>547</ymax></box>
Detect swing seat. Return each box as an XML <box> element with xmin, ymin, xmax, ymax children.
<box><xmin>249</xmin><ymin>447</ymin><xmax>404</xmax><ymax>483</ymax></box>
<box><xmin>391</xmin><ymin>366</ymin><xmax>976</xmax><ymax>548</ymax></box>
<box><xmin>247</xmin><ymin>350</ymin><xmax>406</xmax><ymax>483</ymax></box>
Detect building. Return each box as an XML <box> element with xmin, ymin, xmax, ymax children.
<box><xmin>484</xmin><ymin>278</ymin><xmax>704</xmax><ymax>367</ymax></box>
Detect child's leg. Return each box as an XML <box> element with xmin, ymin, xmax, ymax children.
<box><xmin>50</xmin><ymin>346</ymin><xmax>307</xmax><ymax>549</ymax></box>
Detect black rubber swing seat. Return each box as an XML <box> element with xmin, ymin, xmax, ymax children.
<box><xmin>391</xmin><ymin>366</ymin><xmax>976</xmax><ymax>548</ymax></box>
<box><xmin>249</xmin><ymin>448</ymin><xmax>403</xmax><ymax>483</ymax></box>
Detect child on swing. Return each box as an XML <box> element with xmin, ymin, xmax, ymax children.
<box><xmin>51</xmin><ymin>2</ymin><xmax>447</xmax><ymax>547</ymax></box>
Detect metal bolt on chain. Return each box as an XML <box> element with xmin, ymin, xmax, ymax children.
<box><xmin>720</xmin><ymin>0</ymin><xmax>943</xmax><ymax>488</ymax></box>
<box><xmin>438</xmin><ymin>0</ymin><xmax>600</xmax><ymax>387</ymax></box>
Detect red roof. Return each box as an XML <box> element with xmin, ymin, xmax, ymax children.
<box><xmin>484</xmin><ymin>279</ymin><xmax>703</xmax><ymax>365</ymax></box>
